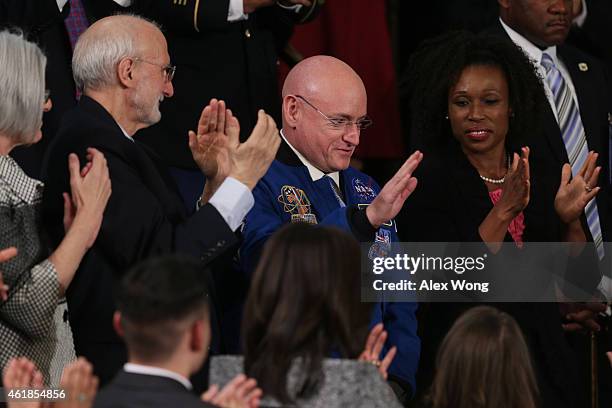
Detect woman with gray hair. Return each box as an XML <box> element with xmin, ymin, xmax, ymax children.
<box><xmin>0</xmin><ymin>30</ymin><xmax>111</xmax><ymax>386</ymax></box>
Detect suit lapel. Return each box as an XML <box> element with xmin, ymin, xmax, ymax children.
<box><xmin>558</xmin><ymin>45</ymin><xmax>604</xmax><ymax>155</ymax></box>
<box><xmin>79</xmin><ymin>97</ymin><xmax>186</xmax><ymax>221</ymax></box>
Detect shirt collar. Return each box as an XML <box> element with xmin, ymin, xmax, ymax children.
<box><xmin>499</xmin><ymin>17</ymin><xmax>558</xmax><ymax>65</ymax></box>
<box><xmin>117</xmin><ymin>123</ymin><xmax>135</xmax><ymax>143</ymax></box>
<box><xmin>0</xmin><ymin>155</ymin><xmax>43</xmax><ymax>204</ymax></box>
<box><xmin>280</xmin><ymin>129</ymin><xmax>340</xmax><ymax>186</ymax></box>
<box><xmin>123</xmin><ymin>363</ymin><xmax>192</xmax><ymax>390</ymax></box>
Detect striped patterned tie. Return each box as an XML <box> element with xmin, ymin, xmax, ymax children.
<box><xmin>541</xmin><ymin>52</ymin><xmax>604</xmax><ymax>259</ymax></box>
<box><xmin>65</xmin><ymin>0</ymin><xmax>89</xmax><ymax>100</ymax></box>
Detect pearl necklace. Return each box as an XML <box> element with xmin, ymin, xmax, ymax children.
<box><xmin>479</xmin><ymin>154</ymin><xmax>510</xmax><ymax>185</ymax></box>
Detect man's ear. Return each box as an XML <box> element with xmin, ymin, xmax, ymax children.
<box><xmin>189</xmin><ymin>319</ymin><xmax>205</xmax><ymax>352</ymax></box>
<box><xmin>283</xmin><ymin>94</ymin><xmax>300</xmax><ymax>129</ymax></box>
<box><xmin>498</xmin><ymin>0</ymin><xmax>510</xmax><ymax>10</ymax></box>
<box><xmin>117</xmin><ymin>57</ymin><xmax>135</xmax><ymax>88</ymax></box>
<box><xmin>113</xmin><ymin>311</ymin><xmax>125</xmax><ymax>338</ymax></box>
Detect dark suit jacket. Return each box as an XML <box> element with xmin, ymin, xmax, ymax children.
<box><xmin>129</xmin><ymin>1</ymin><xmax>303</xmax><ymax>169</ymax></box>
<box><xmin>93</xmin><ymin>370</ymin><xmax>215</xmax><ymax>408</ymax></box>
<box><xmin>41</xmin><ymin>96</ymin><xmax>238</xmax><ymax>385</ymax></box>
<box><xmin>0</xmin><ymin>0</ymin><xmax>124</xmax><ymax>178</ymax></box>
<box><xmin>485</xmin><ymin>22</ymin><xmax>612</xmax><ymax>245</ymax></box>
<box><xmin>568</xmin><ymin>0</ymin><xmax>612</xmax><ymax>75</ymax></box>
<box><xmin>397</xmin><ymin>140</ymin><xmax>599</xmax><ymax>408</ymax></box>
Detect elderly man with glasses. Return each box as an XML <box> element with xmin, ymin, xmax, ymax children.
<box><xmin>41</xmin><ymin>14</ymin><xmax>280</xmax><ymax>387</ymax></box>
<box><xmin>240</xmin><ymin>55</ymin><xmax>423</xmax><ymax>403</ymax></box>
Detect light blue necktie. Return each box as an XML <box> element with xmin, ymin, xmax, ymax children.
<box><xmin>541</xmin><ymin>52</ymin><xmax>604</xmax><ymax>259</ymax></box>
<box><xmin>324</xmin><ymin>175</ymin><xmax>345</xmax><ymax>208</ymax></box>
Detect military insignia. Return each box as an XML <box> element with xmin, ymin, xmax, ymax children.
<box><xmin>375</xmin><ymin>229</ymin><xmax>391</xmax><ymax>244</ymax></box>
<box><xmin>278</xmin><ymin>185</ymin><xmax>317</xmax><ymax>224</ymax></box>
<box><xmin>369</xmin><ymin>229</ymin><xmax>392</xmax><ymax>259</ymax></box>
<box><xmin>352</xmin><ymin>178</ymin><xmax>376</xmax><ymax>200</ymax></box>
<box><xmin>291</xmin><ymin>214</ymin><xmax>317</xmax><ymax>224</ymax></box>
<box><xmin>578</xmin><ymin>62</ymin><xmax>588</xmax><ymax>72</ymax></box>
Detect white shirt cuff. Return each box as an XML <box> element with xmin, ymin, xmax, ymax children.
<box><xmin>573</xmin><ymin>0</ymin><xmax>588</xmax><ymax>27</ymax></box>
<box><xmin>228</xmin><ymin>0</ymin><xmax>248</xmax><ymax>21</ymax></box>
<box><xmin>113</xmin><ymin>0</ymin><xmax>132</xmax><ymax>6</ymax></box>
<box><xmin>208</xmin><ymin>177</ymin><xmax>254</xmax><ymax>231</ymax></box>
<box><xmin>57</xmin><ymin>0</ymin><xmax>68</xmax><ymax>11</ymax></box>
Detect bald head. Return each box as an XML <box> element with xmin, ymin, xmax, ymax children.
<box><xmin>73</xmin><ymin>15</ymin><xmax>162</xmax><ymax>92</ymax></box>
<box><xmin>281</xmin><ymin>56</ymin><xmax>368</xmax><ymax>173</ymax></box>
<box><xmin>282</xmin><ymin>56</ymin><xmax>366</xmax><ymax>103</ymax></box>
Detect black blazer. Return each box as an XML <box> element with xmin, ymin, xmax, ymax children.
<box><xmin>397</xmin><ymin>141</ymin><xmax>590</xmax><ymax>408</ymax></box>
<box><xmin>0</xmin><ymin>0</ymin><xmax>124</xmax><ymax>178</ymax></box>
<box><xmin>485</xmin><ymin>22</ymin><xmax>612</xmax><ymax>244</ymax></box>
<box><xmin>93</xmin><ymin>370</ymin><xmax>215</xmax><ymax>408</ymax></box>
<box><xmin>41</xmin><ymin>96</ymin><xmax>238</xmax><ymax>385</ymax></box>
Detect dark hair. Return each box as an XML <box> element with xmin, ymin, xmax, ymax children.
<box><xmin>402</xmin><ymin>31</ymin><xmax>545</xmax><ymax>151</ymax></box>
<box><xmin>116</xmin><ymin>255</ymin><xmax>210</xmax><ymax>363</ymax></box>
<box><xmin>242</xmin><ymin>223</ymin><xmax>371</xmax><ymax>403</ymax></box>
<box><xmin>428</xmin><ymin>306</ymin><xmax>539</xmax><ymax>408</ymax></box>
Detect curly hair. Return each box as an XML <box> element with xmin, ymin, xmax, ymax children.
<box><xmin>401</xmin><ymin>31</ymin><xmax>545</xmax><ymax>152</ymax></box>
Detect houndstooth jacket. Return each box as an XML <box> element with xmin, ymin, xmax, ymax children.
<box><xmin>0</xmin><ymin>154</ymin><xmax>75</xmax><ymax>386</ymax></box>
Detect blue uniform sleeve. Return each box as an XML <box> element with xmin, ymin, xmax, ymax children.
<box><xmin>240</xmin><ymin>180</ymin><xmax>286</xmax><ymax>277</ymax></box>
<box><xmin>371</xmin><ymin>301</ymin><xmax>420</xmax><ymax>394</ymax></box>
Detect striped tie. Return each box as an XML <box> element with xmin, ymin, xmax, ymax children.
<box><xmin>325</xmin><ymin>175</ymin><xmax>346</xmax><ymax>208</ymax></box>
<box><xmin>541</xmin><ymin>52</ymin><xmax>604</xmax><ymax>259</ymax></box>
<box><xmin>65</xmin><ymin>0</ymin><xmax>89</xmax><ymax>100</ymax></box>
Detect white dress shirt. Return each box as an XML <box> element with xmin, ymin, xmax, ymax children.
<box><xmin>123</xmin><ymin>363</ymin><xmax>192</xmax><ymax>390</ymax></box>
<box><xmin>280</xmin><ymin>129</ymin><xmax>340</xmax><ymax>187</ymax></box>
<box><xmin>500</xmin><ymin>18</ymin><xmax>582</xmax><ymax>124</ymax></box>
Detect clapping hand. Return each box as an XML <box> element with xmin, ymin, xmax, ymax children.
<box><xmin>189</xmin><ymin>99</ymin><xmax>231</xmax><ymax>186</ymax></box>
<box><xmin>366</xmin><ymin>151</ymin><xmax>422</xmax><ymax>229</ymax></box>
<box><xmin>555</xmin><ymin>151</ymin><xmax>600</xmax><ymax>224</ymax></box>
<box><xmin>190</xmin><ymin>100</ymin><xmax>280</xmax><ymax>199</ymax></box>
<box><xmin>0</xmin><ymin>246</ymin><xmax>17</xmax><ymax>301</ymax></box>
<box><xmin>55</xmin><ymin>358</ymin><xmax>98</xmax><ymax>408</ymax></box>
<box><xmin>496</xmin><ymin>147</ymin><xmax>530</xmax><ymax>220</ymax></box>
<box><xmin>358</xmin><ymin>323</ymin><xmax>397</xmax><ymax>380</ymax></box>
<box><xmin>63</xmin><ymin>148</ymin><xmax>112</xmax><ymax>249</ymax></box>
<box><xmin>228</xmin><ymin>109</ymin><xmax>280</xmax><ymax>190</ymax></box>
<box><xmin>2</xmin><ymin>357</ymin><xmax>46</xmax><ymax>408</ymax></box>
<box><xmin>202</xmin><ymin>374</ymin><xmax>262</xmax><ymax>408</ymax></box>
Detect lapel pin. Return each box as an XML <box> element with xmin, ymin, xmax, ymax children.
<box><xmin>578</xmin><ymin>62</ymin><xmax>589</xmax><ymax>72</ymax></box>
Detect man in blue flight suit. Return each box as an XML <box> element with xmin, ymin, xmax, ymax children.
<box><xmin>241</xmin><ymin>55</ymin><xmax>423</xmax><ymax>401</ymax></box>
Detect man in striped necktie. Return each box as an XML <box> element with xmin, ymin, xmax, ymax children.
<box><xmin>496</xmin><ymin>1</ymin><xmax>612</xmax><ymax>407</ymax></box>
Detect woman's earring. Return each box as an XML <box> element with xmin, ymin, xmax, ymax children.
<box><xmin>445</xmin><ymin>114</ymin><xmax>449</xmax><ymax>120</ymax></box>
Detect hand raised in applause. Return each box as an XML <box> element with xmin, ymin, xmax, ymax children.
<box><xmin>55</xmin><ymin>357</ymin><xmax>98</xmax><ymax>408</ymax></box>
<box><xmin>202</xmin><ymin>374</ymin><xmax>262</xmax><ymax>408</ymax></box>
<box><xmin>63</xmin><ymin>148</ymin><xmax>112</xmax><ymax>249</ymax></box>
<box><xmin>555</xmin><ymin>151</ymin><xmax>600</xmax><ymax>224</ymax></box>
<box><xmin>0</xmin><ymin>247</ymin><xmax>17</xmax><ymax>302</ymax></box>
<box><xmin>366</xmin><ymin>151</ymin><xmax>422</xmax><ymax>229</ymax></box>
<box><xmin>494</xmin><ymin>147</ymin><xmax>530</xmax><ymax>222</ymax></box>
<box><xmin>2</xmin><ymin>357</ymin><xmax>47</xmax><ymax>408</ymax></box>
<box><xmin>189</xmin><ymin>99</ymin><xmax>231</xmax><ymax>188</ymax></box>
<box><xmin>227</xmin><ymin>109</ymin><xmax>280</xmax><ymax>190</ymax></box>
<box><xmin>358</xmin><ymin>323</ymin><xmax>397</xmax><ymax>380</ymax></box>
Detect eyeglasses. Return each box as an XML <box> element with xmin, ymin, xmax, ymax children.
<box><xmin>295</xmin><ymin>95</ymin><xmax>373</xmax><ymax>131</ymax></box>
<box><xmin>133</xmin><ymin>58</ymin><xmax>176</xmax><ymax>82</ymax></box>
